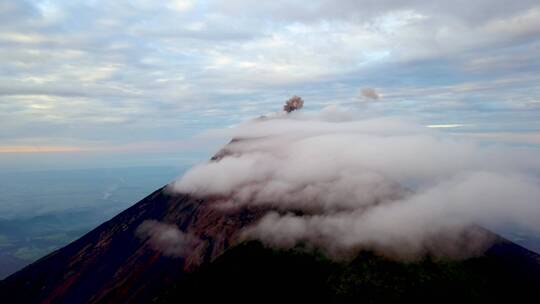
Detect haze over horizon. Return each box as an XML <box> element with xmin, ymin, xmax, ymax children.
<box><xmin>1</xmin><ymin>0</ymin><xmax>540</xmax><ymax>171</ymax></box>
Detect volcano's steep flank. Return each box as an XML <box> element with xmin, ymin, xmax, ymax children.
<box><xmin>0</xmin><ymin>188</ymin><xmax>267</xmax><ymax>303</ymax></box>
<box><xmin>157</xmin><ymin>240</ymin><xmax>540</xmax><ymax>303</ymax></box>
<box><xmin>1</xmin><ymin>166</ymin><xmax>539</xmax><ymax>303</ymax></box>
<box><xmin>1</xmin><ymin>184</ymin><xmax>540</xmax><ymax>304</ymax></box>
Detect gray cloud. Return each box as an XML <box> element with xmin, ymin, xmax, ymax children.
<box><xmin>214</xmin><ymin>0</ymin><xmax>540</xmax><ymax>25</ymax></box>
<box><xmin>170</xmin><ymin>107</ymin><xmax>540</xmax><ymax>258</ymax></box>
<box><xmin>1</xmin><ymin>0</ymin><xmax>540</xmax><ymax>163</ymax></box>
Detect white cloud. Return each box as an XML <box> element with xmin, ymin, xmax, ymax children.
<box><xmin>136</xmin><ymin>220</ymin><xmax>196</xmax><ymax>257</ymax></box>
<box><xmin>170</xmin><ymin>107</ymin><xmax>540</xmax><ymax>258</ymax></box>
<box><xmin>426</xmin><ymin>124</ymin><xmax>465</xmax><ymax>128</ymax></box>
<box><xmin>167</xmin><ymin>0</ymin><xmax>194</xmax><ymax>12</ymax></box>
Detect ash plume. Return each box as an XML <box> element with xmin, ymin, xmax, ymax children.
<box><xmin>361</xmin><ymin>87</ymin><xmax>379</xmax><ymax>100</ymax></box>
<box><xmin>283</xmin><ymin>95</ymin><xmax>304</xmax><ymax>113</ymax></box>
<box><xmin>169</xmin><ymin>106</ymin><xmax>540</xmax><ymax>259</ymax></box>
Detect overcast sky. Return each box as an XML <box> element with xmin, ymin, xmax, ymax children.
<box><xmin>1</xmin><ymin>0</ymin><xmax>540</xmax><ymax>170</ymax></box>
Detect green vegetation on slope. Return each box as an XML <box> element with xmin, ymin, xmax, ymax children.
<box><xmin>157</xmin><ymin>241</ymin><xmax>540</xmax><ymax>303</ymax></box>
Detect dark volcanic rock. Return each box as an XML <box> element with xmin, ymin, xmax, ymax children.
<box><xmin>0</xmin><ymin>187</ymin><xmax>265</xmax><ymax>303</ymax></box>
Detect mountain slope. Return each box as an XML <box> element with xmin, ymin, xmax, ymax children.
<box><xmin>157</xmin><ymin>240</ymin><xmax>540</xmax><ymax>303</ymax></box>
<box><xmin>0</xmin><ymin>187</ymin><xmax>265</xmax><ymax>303</ymax></box>
<box><xmin>1</xmin><ymin>183</ymin><xmax>540</xmax><ymax>303</ymax></box>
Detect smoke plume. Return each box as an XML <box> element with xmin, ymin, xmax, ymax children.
<box><xmin>283</xmin><ymin>96</ymin><xmax>304</xmax><ymax>113</ymax></box>
<box><xmin>169</xmin><ymin>106</ymin><xmax>540</xmax><ymax>259</ymax></box>
<box><xmin>361</xmin><ymin>88</ymin><xmax>379</xmax><ymax>100</ymax></box>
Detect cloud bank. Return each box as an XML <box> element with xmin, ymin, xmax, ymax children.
<box><xmin>2</xmin><ymin>0</ymin><xmax>540</xmax><ymax>161</ymax></box>
<box><xmin>170</xmin><ymin>106</ymin><xmax>540</xmax><ymax>258</ymax></box>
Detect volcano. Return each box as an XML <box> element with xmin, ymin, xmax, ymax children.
<box><xmin>2</xmin><ymin>183</ymin><xmax>540</xmax><ymax>303</ymax></box>
<box><xmin>1</xmin><ymin>137</ymin><xmax>540</xmax><ymax>303</ymax></box>
<box><xmin>1</xmin><ymin>185</ymin><xmax>540</xmax><ymax>304</ymax></box>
